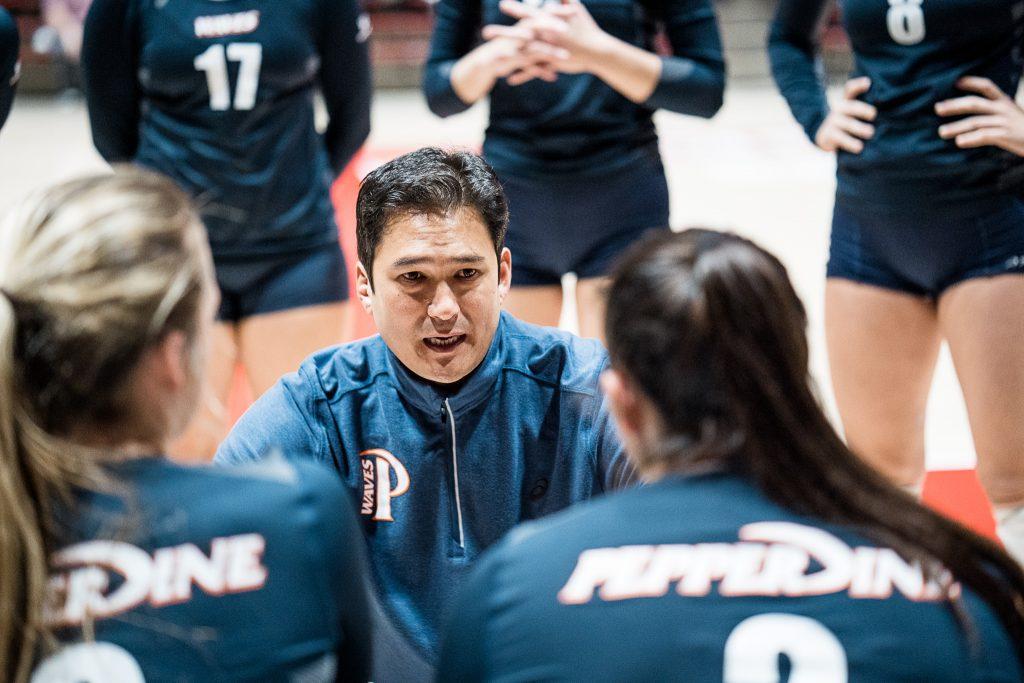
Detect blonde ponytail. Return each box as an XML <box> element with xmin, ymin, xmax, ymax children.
<box><xmin>0</xmin><ymin>288</ymin><xmax>48</xmax><ymax>682</ymax></box>
<box><xmin>0</xmin><ymin>168</ymin><xmax>209</xmax><ymax>681</ymax></box>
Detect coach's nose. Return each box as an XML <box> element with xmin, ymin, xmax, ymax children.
<box><xmin>428</xmin><ymin>282</ymin><xmax>459</xmax><ymax>323</ymax></box>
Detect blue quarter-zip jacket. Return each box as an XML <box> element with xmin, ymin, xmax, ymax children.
<box><xmin>215</xmin><ymin>312</ymin><xmax>631</xmax><ymax>678</ymax></box>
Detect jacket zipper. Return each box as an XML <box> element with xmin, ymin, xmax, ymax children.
<box><xmin>443</xmin><ymin>399</ymin><xmax>465</xmax><ymax>549</ymax></box>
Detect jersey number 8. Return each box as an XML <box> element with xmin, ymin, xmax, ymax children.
<box><xmin>194</xmin><ymin>43</ymin><xmax>263</xmax><ymax>111</ymax></box>
<box><xmin>886</xmin><ymin>0</ymin><xmax>926</xmax><ymax>45</ymax></box>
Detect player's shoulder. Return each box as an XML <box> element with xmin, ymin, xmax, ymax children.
<box><xmin>499</xmin><ymin>311</ymin><xmax>609</xmax><ymax>394</ymax></box>
<box><xmin>294</xmin><ymin>334</ymin><xmax>393</xmax><ymax>403</ymax></box>
<box><xmin>494</xmin><ymin>473</ymin><xmax>829</xmax><ymax>560</ymax></box>
<box><xmin>126</xmin><ymin>455</ymin><xmax>349</xmax><ymax>540</ymax></box>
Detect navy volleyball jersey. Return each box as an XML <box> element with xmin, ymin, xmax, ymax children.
<box><xmin>34</xmin><ymin>457</ymin><xmax>372</xmax><ymax>681</ymax></box>
<box><xmin>0</xmin><ymin>6</ymin><xmax>18</xmax><ymax>132</ymax></box>
<box><xmin>769</xmin><ymin>0</ymin><xmax>1024</xmax><ymax>215</ymax></box>
<box><xmin>424</xmin><ymin>0</ymin><xmax>725</xmax><ymax>178</ymax></box>
<box><xmin>82</xmin><ymin>0</ymin><xmax>371</xmax><ymax>258</ymax></box>
<box><xmin>438</xmin><ymin>474</ymin><xmax>1022</xmax><ymax>682</ymax></box>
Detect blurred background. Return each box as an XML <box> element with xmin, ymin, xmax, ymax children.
<box><xmin>3</xmin><ymin>0</ymin><xmax>854</xmax><ymax>93</ymax></box>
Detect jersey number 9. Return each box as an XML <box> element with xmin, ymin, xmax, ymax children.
<box><xmin>194</xmin><ymin>43</ymin><xmax>263</xmax><ymax>111</ymax></box>
<box><xmin>32</xmin><ymin>642</ymin><xmax>146</xmax><ymax>682</ymax></box>
<box><xmin>724</xmin><ymin>614</ymin><xmax>847</xmax><ymax>683</ymax></box>
<box><xmin>886</xmin><ymin>0</ymin><xmax>926</xmax><ymax>46</ymax></box>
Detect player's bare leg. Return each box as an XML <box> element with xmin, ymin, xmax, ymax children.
<box><xmin>939</xmin><ymin>274</ymin><xmax>1024</xmax><ymax>562</ymax></box>
<box><xmin>825</xmin><ymin>279</ymin><xmax>941</xmax><ymax>490</ymax></box>
<box><xmin>168</xmin><ymin>323</ymin><xmax>239</xmax><ymax>463</ymax></box>
<box><xmin>504</xmin><ymin>285</ymin><xmax>562</xmax><ymax>327</ymax></box>
<box><xmin>238</xmin><ymin>301</ymin><xmax>350</xmax><ymax>396</ymax></box>
<box><xmin>576</xmin><ymin>276</ymin><xmax>609</xmax><ymax>342</ymax></box>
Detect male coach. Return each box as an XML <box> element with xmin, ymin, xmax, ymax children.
<box><xmin>215</xmin><ymin>148</ymin><xmax>632</xmax><ymax>680</ymax></box>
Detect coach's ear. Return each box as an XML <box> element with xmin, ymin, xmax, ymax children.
<box><xmin>498</xmin><ymin>247</ymin><xmax>512</xmax><ymax>305</ymax></box>
<box><xmin>356</xmin><ymin>262</ymin><xmax>374</xmax><ymax>316</ymax></box>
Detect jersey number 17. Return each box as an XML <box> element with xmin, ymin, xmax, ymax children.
<box><xmin>194</xmin><ymin>43</ymin><xmax>263</xmax><ymax>111</ymax></box>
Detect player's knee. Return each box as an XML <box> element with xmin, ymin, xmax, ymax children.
<box><xmin>846</xmin><ymin>433</ymin><xmax>926</xmax><ymax>487</ymax></box>
<box><xmin>976</xmin><ymin>457</ymin><xmax>1024</xmax><ymax>506</ymax></box>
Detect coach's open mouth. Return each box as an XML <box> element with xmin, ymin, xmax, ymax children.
<box><xmin>423</xmin><ymin>335</ymin><xmax>467</xmax><ymax>353</ymax></box>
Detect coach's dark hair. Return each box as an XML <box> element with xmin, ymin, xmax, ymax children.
<box><xmin>0</xmin><ymin>169</ymin><xmax>209</xmax><ymax>682</ymax></box>
<box><xmin>605</xmin><ymin>229</ymin><xmax>1024</xmax><ymax>664</ymax></box>
<box><xmin>355</xmin><ymin>147</ymin><xmax>508</xmax><ymax>285</ymax></box>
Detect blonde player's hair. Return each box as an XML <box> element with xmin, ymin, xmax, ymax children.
<box><xmin>0</xmin><ymin>168</ymin><xmax>210</xmax><ymax>681</ymax></box>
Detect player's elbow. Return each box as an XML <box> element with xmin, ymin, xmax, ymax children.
<box><xmin>696</xmin><ymin>72</ymin><xmax>726</xmax><ymax>119</ymax></box>
<box><xmin>653</xmin><ymin>57</ymin><xmax>726</xmax><ymax>119</ymax></box>
<box><xmin>424</xmin><ymin>89</ymin><xmax>463</xmax><ymax>119</ymax></box>
<box><xmin>423</xmin><ymin>64</ymin><xmax>470</xmax><ymax>119</ymax></box>
<box><xmin>767</xmin><ymin>26</ymin><xmax>815</xmax><ymax>65</ymax></box>
<box><xmin>354</xmin><ymin>115</ymin><xmax>370</xmax><ymax>151</ymax></box>
<box><xmin>93</xmin><ymin>135</ymin><xmax>135</xmax><ymax>164</ymax></box>
<box><xmin>684</xmin><ymin>69</ymin><xmax>725</xmax><ymax>119</ymax></box>
<box><xmin>327</xmin><ymin>119</ymin><xmax>370</xmax><ymax>175</ymax></box>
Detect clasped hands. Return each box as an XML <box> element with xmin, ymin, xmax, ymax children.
<box><xmin>477</xmin><ymin>0</ymin><xmax>611</xmax><ymax>86</ymax></box>
<box><xmin>816</xmin><ymin>75</ymin><xmax>1024</xmax><ymax>157</ymax></box>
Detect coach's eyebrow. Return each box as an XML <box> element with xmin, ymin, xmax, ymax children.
<box><xmin>390</xmin><ymin>254</ymin><xmax>487</xmax><ymax>268</ymax></box>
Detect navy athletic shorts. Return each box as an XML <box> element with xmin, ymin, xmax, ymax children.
<box><xmin>499</xmin><ymin>154</ymin><xmax>670</xmax><ymax>286</ymax></box>
<box><xmin>214</xmin><ymin>241</ymin><xmax>349</xmax><ymax>322</ymax></box>
<box><xmin>827</xmin><ymin>198</ymin><xmax>1024</xmax><ymax>298</ymax></box>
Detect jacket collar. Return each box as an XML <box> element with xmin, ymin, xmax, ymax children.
<box><xmin>384</xmin><ymin>312</ymin><xmax>508</xmax><ymax>418</ymax></box>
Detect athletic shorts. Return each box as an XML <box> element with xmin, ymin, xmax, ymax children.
<box><xmin>214</xmin><ymin>241</ymin><xmax>349</xmax><ymax>322</ymax></box>
<box><xmin>499</xmin><ymin>155</ymin><xmax>671</xmax><ymax>286</ymax></box>
<box><xmin>827</xmin><ymin>198</ymin><xmax>1024</xmax><ymax>298</ymax></box>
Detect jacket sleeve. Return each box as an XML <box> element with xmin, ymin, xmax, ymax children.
<box><xmin>316</xmin><ymin>0</ymin><xmax>372</xmax><ymax>175</ymax></box>
<box><xmin>0</xmin><ymin>9</ymin><xmax>19</xmax><ymax>132</ymax></box>
<box><xmin>767</xmin><ymin>0</ymin><xmax>833</xmax><ymax>142</ymax></box>
<box><xmin>643</xmin><ymin>0</ymin><xmax>726</xmax><ymax>119</ymax></box>
<box><xmin>214</xmin><ymin>368</ymin><xmax>328</xmax><ymax>467</ymax></box>
<box><xmin>422</xmin><ymin>0</ymin><xmax>481</xmax><ymax>118</ymax></box>
<box><xmin>81</xmin><ymin>0</ymin><xmax>142</xmax><ymax>162</ymax></box>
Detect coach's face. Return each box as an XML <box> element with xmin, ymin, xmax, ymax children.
<box><xmin>357</xmin><ymin>208</ymin><xmax>512</xmax><ymax>384</ymax></box>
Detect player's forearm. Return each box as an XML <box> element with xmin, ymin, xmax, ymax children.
<box><xmin>0</xmin><ymin>87</ymin><xmax>13</xmax><ymax>131</ymax></box>
<box><xmin>319</xmin><ymin>26</ymin><xmax>372</xmax><ymax>173</ymax></box>
<box><xmin>449</xmin><ymin>44</ymin><xmax>502</xmax><ymax>107</ymax></box>
<box><xmin>81</xmin><ymin>0</ymin><xmax>141</xmax><ymax>161</ymax></box>
<box><xmin>325</xmin><ymin>108</ymin><xmax>370</xmax><ymax>175</ymax></box>
<box><xmin>768</xmin><ymin>0</ymin><xmax>831</xmax><ymax>141</ymax></box>
<box><xmin>585</xmin><ymin>34</ymin><xmax>661</xmax><ymax>104</ymax></box>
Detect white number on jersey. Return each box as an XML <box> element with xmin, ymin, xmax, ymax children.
<box><xmin>194</xmin><ymin>43</ymin><xmax>263</xmax><ymax>111</ymax></box>
<box><xmin>886</xmin><ymin>0</ymin><xmax>926</xmax><ymax>45</ymax></box>
<box><xmin>31</xmin><ymin>642</ymin><xmax>146</xmax><ymax>683</ymax></box>
<box><xmin>723</xmin><ymin>614</ymin><xmax>847</xmax><ymax>683</ymax></box>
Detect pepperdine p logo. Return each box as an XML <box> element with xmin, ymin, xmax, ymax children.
<box><xmin>359</xmin><ymin>449</ymin><xmax>410</xmax><ymax>522</ymax></box>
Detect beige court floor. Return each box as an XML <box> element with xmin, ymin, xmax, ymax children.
<box><xmin>0</xmin><ymin>85</ymin><xmax>975</xmax><ymax>471</ymax></box>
